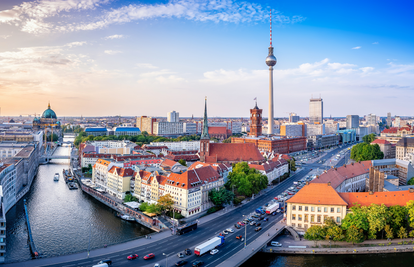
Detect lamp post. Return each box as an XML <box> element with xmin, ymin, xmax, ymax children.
<box><xmin>163</xmin><ymin>252</ymin><xmax>169</xmax><ymax>267</ymax></box>
<box><xmin>242</xmin><ymin>215</ymin><xmax>247</xmax><ymax>248</ymax></box>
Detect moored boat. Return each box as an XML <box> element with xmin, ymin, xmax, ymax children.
<box><xmin>53</xmin><ymin>173</ymin><xmax>59</xmax><ymax>181</ymax></box>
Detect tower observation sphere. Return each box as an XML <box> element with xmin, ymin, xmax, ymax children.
<box><xmin>266</xmin><ymin>47</ymin><xmax>277</xmax><ymax>67</ymax></box>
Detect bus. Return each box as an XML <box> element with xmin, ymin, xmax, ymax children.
<box><xmin>175</xmin><ymin>221</ymin><xmax>198</xmax><ymax>235</ymax></box>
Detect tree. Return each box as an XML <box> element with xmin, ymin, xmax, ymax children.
<box><xmin>47</xmin><ymin>133</ymin><xmax>59</xmax><ymax>142</ymax></box>
<box><xmin>409</xmin><ymin>230</ymin><xmax>414</xmax><ymax>240</ymax></box>
<box><xmin>208</xmin><ymin>187</ymin><xmax>235</xmax><ymax>207</ymax></box>
<box><xmin>406</xmin><ymin>200</ymin><xmax>414</xmax><ymax>228</ymax></box>
<box><xmin>407</xmin><ymin>177</ymin><xmax>414</xmax><ymax>185</ymax></box>
<box><xmin>385</xmin><ymin>225</ymin><xmax>394</xmax><ymax>240</ymax></box>
<box><xmin>345</xmin><ymin>225</ymin><xmax>364</xmax><ymax>245</ymax></box>
<box><xmin>304</xmin><ymin>225</ymin><xmax>325</xmax><ymax>247</ymax></box>
<box><xmin>178</xmin><ymin>159</ymin><xmax>187</xmax><ymax>166</ymax></box>
<box><xmin>287</xmin><ymin>159</ymin><xmax>296</xmax><ymax>172</ymax></box>
<box><xmin>225</xmin><ymin>162</ymin><xmax>268</xmax><ymax>197</ymax></box>
<box><xmin>350</xmin><ymin>143</ymin><xmax>384</xmax><ymax>161</ymax></box>
<box><xmin>397</xmin><ymin>226</ymin><xmax>407</xmax><ymax>240</ymax></box>
<box><xmin>158</xmin><ymin>194</ymin><xmax>174</xmax><ymax>213</ymax></box>
<box><xmin>341</xmin><ymin>205</ymin><xmax>369</xmax><ymax>233</ymax></box>
<box><xmin>146</xmin><ymin>203</ymin><xmax>161</xmax><ymax>214</ymax></box>
<box><xmin>388</xmin><ymin>205</ymin><xmax>407</xmax><ymax>234</ymax></box>
<box><xmin>365</xmin><ymin>204</ymin><xmax>388</xmax><ymax>239</ymax></box>
<box><xmin>362</xmin><ymin>133</ymin><xmax>376</xmax><ymax>144</ymax></box>
<box><xmin>139</xmin><ymin>202</ymin><xmax>150</xmax><ymax>212</ymax></box>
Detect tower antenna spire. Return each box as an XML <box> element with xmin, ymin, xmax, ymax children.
<box><xmin>270</xmin><ymin>9</ymin><xmax>272</xmax><ymax>47</ymax></box>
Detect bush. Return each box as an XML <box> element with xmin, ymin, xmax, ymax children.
<box><xmin>233</xmin><ymin>196</ymin><xmax>245</xmax><ymax>206</ymax></box>
<box><xmin>167</xmin><ymin>211</ymin><xmax>185</xmax><ymax>219</ymax></box>
<box><xmin>207</xmin><ymin>206</ymin><xmax>224</xmax><ymax>214</ymax></box>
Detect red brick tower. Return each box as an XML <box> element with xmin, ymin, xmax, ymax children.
<box><xmin>249</xmin><ymin>101</ymin><xmax>263</xmax><ymax>137</ymax></box>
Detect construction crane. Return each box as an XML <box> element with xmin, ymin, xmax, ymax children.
<box><xmin>19</xmin><ymin>113</ymin><xmax>38</xmax><ymax>118</ymax></box>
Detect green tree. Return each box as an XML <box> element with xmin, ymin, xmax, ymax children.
<box><xmin>341</xmin><ymin>205</ymin><xmax>369</xmax><ymax>233</ymax></box>
<box><xmin>345</xmin><ymin>225</ymin><xmax>364</xmax><ymax>245</ymax></box>
<box><xmin>406</xmin><ymin>200</ymin><xmax>414</xmax><ymax>228</ymax></box>
<box><xmin>407</xmin><ymin>177</ymin><xmax>414</xmax><ymax>185</ymax></box>
<box><xmin>178</xmin><ymin>159</ymin><xmax>187</xmax><ymax>166</ymax></box>
<box><xmin>388</xmin><ymin>205</ymin><xmax>407</xmax><ymax>234</ymax></box>
<box><xmin>409</xmin><ymin>230</ymin><xmax>414</xmax><ymax>240</ymax></box>
<box><xmin>350</xmin><ymin>143</ymin><xmax>384</xmax><ymax>161</ymax></box>
<box><xmin>304</xmin><ymin>225</ymin><xmax>325</xmax><ymax>247</ymax></box>
<box><xmin>385</xmin><ymin>225</ymin><xmax>394</xmax><ymax>240</ymax></box>
<box><xmin>397</xmin><ymin>226</ymin><xmax>407</xmax><ymax>240</ymax></box>
<box><xmin>365</xmin><ymin>204</ymin><xmax>388</xmax><ymax>239</ymax></box>
<box><xmin>208</xmin><ymin>187</ymin><xmax>235</xmax><ymax>207</ymax></box>
<box><xmin>146</xmin><ymin>203</ymin><xmax>161</xmax><ymax>214</ymax></box>
<box><xmin>362</xmin><ymin>133</ymin><xmax>376</xmax><ymax>144</ymax></box>
<box><xmin>287</xmin><ymin>159</ymin><xmax>296</xmax><ymax>172</ymax></box>
<box><xmin>139</xmin><ymin>202</ymin><xmax>150</xmax><ymax>212</ymax></box>
<box><xmin>225</xmin><ymin>162</ymin><xmax>268</xmax><ymax>197</ymax></box>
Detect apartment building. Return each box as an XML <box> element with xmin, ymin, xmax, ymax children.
<box><xmin>107</xmin><ymin>167</ymin><xmax>134</xmax><ymax>199</ymax></box>
<box><xmin>92</xmin><ymin>159</ymin><xmax>123</xmax><ymax>191</ymax></box>
<box><xmin>249</xmin><ymin>159</ymin><xmax>289</xmax><ymax>185</ymax></box>
<box><xmin>396</xmin><ymin>137</ymin><xmax>414</xmax><ymax>160</ymax></box>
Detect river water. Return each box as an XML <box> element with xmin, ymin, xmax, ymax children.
<box><xmin>5</xmin><ymin>137</ymin><xmax>151</xmax><ymax>263</ymax></box>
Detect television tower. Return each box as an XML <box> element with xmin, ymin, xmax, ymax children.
<box><xmin>265</xmin><ymin>10</ymin><xmax>277</xmax><ymax>135</ymax></box>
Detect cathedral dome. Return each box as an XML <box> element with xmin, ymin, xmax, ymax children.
<box><xmin>41</xmin><ymin>103</ymin><xmax>57</xmax><ymax>119</ymax></box>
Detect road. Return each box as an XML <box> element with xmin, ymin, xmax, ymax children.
<box><xmin>30</xmin><ymin>145</ymin><xmax>353</xmax><ymax>267</ymax></box>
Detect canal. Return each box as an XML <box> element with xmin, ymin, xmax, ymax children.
<box><xmin>5</xmin><ymin>137</ymin><xmax>152</xmax><ymax>263</ymax></box>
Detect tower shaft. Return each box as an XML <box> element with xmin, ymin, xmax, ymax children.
<box><xmin>268</xmin><ymin>66</ymin><xmax>274</xmax><ymax>135</ymax></box>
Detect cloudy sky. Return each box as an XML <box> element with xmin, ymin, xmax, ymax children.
<box><xmin>0</xmin><ymin>0</ymin><xmax>413</xmax><ymax>118</ymax></box>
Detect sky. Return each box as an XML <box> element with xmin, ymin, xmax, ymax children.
<box><xmin>0</xmin><ymin>0</ymin><xmax>413</xmax><ymax>118</ymax></box>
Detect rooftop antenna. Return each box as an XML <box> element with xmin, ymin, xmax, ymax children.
<box><xmin>270</xmin><ymin>9</ymin><xmax>272</xmax><ymax>47</ymax></box>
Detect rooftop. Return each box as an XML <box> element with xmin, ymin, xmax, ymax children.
<box><xmin>339</xmin><ymin>190</ymin><xmax>414</xmax><ymax>208</ymax></box>
<box><xmin>287</xmin><ymin>183</ymin><xmax>348</xmax><ymax>206</ymax></box>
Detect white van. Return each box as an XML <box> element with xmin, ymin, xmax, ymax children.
<box><xmin>92</xmin><ymin>264</ymin><xmax>109</xmax><ymax>267</ymax></box>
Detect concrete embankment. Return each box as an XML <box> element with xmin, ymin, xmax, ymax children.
<box><xmin>263</xmin><ymin>245</ymin><xmax>414</xmax><ymax>255</ymax></box>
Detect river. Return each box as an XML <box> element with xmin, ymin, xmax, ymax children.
<box><xmin>5</xmin><ymin>137</ymin><xmax>152</xmax><ymax>263</ymax></box>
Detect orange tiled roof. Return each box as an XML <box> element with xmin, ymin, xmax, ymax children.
<box><xmin>160</xmin><ymin>158</ymin><xmax>178</xmax><ymax>168</ymax></box>
<box><xmin>310</xmin><ymin>161</ymin><xmax>372</xmax><ymax>189</ymax></box>
<box><xmin>339</xmin><ymin>190</ymin><xmax>414</xmax><ymax>208</ymax></box>
<box><xmin>287</xmin><ymin>183</ymin><xmax>347</xmax><ymax>206</ymax></box>
<box><xmin>166</xmin><ymin>165</ymin><xmax>220</xmax><ymax>189</ymax></box>
<box><xmin>108</xmin><ymin>166</ymin><xmax>133</xmax><ymax>177</ymax></box>
<box><xmin>208</xmin><ymin>126</ymin><xmax>227</xmax><ymax>135</ymax></box>
<box><xmin>205</xmin><ymin>143</ymin><xmax>264</xmax><ymax>163</ymax></box>
<box><xmin>371</xmin><ymin>139</ymin><xmax>391</xmax><ymax>145</ymax></box>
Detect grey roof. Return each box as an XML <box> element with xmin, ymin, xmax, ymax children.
<box><xmin>396</xmin><ymin>137</ymin><xmax>414</xmax><ymax>148</ymax></box>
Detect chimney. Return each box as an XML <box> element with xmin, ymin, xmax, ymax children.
<box><xmin>343</xmin><ymin>164</ymin><xmax>346</xmax><ymax>167</ymax></box>
<box><xmin>327</xmin><ymin>182</ymin><xmax>331</xmax><ymax>186</ymax></box>
<box><xmin>306</xmin><ymin>181</ymin><xmax>309</xmax><ymax>185</ymax></box>
<box><xmin>369</xmin><ymin>191</ymin><xmax>374</xmax><ymax>195</ymax></box>
<box><xmin>316</xmin><ymin>175</ymin><xmax>319</xmax><ymax>179</ymax></box>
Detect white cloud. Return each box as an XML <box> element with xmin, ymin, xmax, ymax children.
<box><xmin>65</xmin><ymin>41</ymin><xmax>87</xmax><ymax>48</ymax></box>
<box><xmin>104</xmin><ymin>34</ymin><xmax>124</xmax><ymax>40</ymax></box>
<box><xmin>352</xmin><ymin>46</ymin><xmax>361</xmax><ymax>49</ymax></box>
<box><xmin>0</xmin><ymin>35</ymin><xmax>10</xmax><ymax>39</ymax></box>
<box><xmin>0</xmin><ymin>0</ymin><xmax>305</xmax><ymax>34</ymax></box>
<box><xmin>104</xmin><ymin>50</ymin><xmax>122</xmax><ymax>55</ymax></box>
<box><xmin>372</xmin><ymin>42</ymin><xmax>379</xmax><ymax>45</ymax></box>
<box><xmin>136</xmin><ymin>63</ymin><xmax>158</xmax><ymax>69</ymax></box>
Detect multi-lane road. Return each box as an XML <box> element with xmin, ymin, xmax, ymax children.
<box><xmin>37</xmin><ymin>145</ymin><xmax>353</xmax><ymax>267</ymax></box>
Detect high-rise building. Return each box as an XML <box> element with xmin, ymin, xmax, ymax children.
<box><xmin>265</xmin><ymin>11</ymin><xmax>277</xmax><ymax>135</ymax></box>
<box><xmin>367</xmin><ymin>113</ymin><xmax>377</xmax><ymax>126</ymax></box>
<box><xmin>387</xmin><ymin>112</ymin><xmax>392</xmax><ymax>126</ymax></box>
<box><xmin>249</xmin><ymin>101</ymin><xmax>263</xmax><ymax>137</ymax></box>
<box><xmin>346</xmin><ymin>115</ymin><xmax>359</xmax><ymax>129</ymax></box>
<box><xmin>309</xmin><ymin>98</ymin><xmax>323</xmax><ymax>124</ymax></box>
<box><xmin>394</xmin><ymin>116</ymin><xmax>401</xmax><ymax>128</ymax></box>
<box><xmin>167</xmin><ymin>111</ymin><xmax>179</xmax><ymax>122</ymax></box>
<box><xmin>136</xmin><ymin>116</ymin><xmax>156</xmax><ymax>135</ymax></box>
<box><xmin>289</xmin><ymin>113</ymin><xmax>300</xmax><ymax>123</ymax></box>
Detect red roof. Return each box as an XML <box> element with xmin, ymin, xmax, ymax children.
<box><xmin>166</xmin><ymin>165</ymin><xmax>220</xmax><ymax>189</ymax></box>
<box><xmin>108</xmin><ymin>166</ymin><xmax>134</xmax><ymax>177</ymax></box>
<box><xmin>382</xmin><ymin>127</ymin><xmax>397</xmax><ymax>134</ymax></box>
<box><xmin>287</xmin><ymin>183</ymin><xmax>347</xmax><ymax>206</ymax></box>
<box><xmin>310</xmin><ymin>161</ymin><xmax>372</xmax><ymax>189</ymax></box>
<box><xmin>371</xmin><ymin>139</ymin><xmax>391</xmax><ymax>145</ymax></box>
<box><xmin>249</xmin><ymin>159</ymin><xmax>288</xmax><ymax>173</ymax></box>
<box><xmin>339</xmin><ymin>190</ymin><xmax>414</xmax><ymax>208</ymax></box>
<box><xmin>160</xmin><ymin>158</ymin><xmax>178</xmax><ymax>168</ymax></box>
<box><xmin>205</xmin><ymin>143</ymin><xmax>264</xmax><ymax>163</ymax></box>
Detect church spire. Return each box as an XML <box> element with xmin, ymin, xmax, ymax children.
<box><xmin>201</xmin><ymin>97</ymin><xmax>210</xmax><ymax>140</ymax></box>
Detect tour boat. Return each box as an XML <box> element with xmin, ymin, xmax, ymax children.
<box><xmin>117</xmin><ymin>213</ymin><xmax>135</xmax><ymax>221</ymax></box>
<box><xmin>54</xmin><ymin>173</ymin><xmax>59</xmax><ymax>181</ymax></box>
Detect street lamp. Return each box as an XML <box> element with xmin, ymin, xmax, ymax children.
<box><xmin>242</xmin><ymin>215</ymin><xmax>247</xmax><ymax>249</ymax></box>
<box><xmin>163</xmin><ymin>252</ymin><xmax>169</xmax><ymax>267</ymax></box>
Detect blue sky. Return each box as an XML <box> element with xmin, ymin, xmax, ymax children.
<box><xmin>0</xmin><ymin>0</ymin><xmax>413</xmax><ymax>118</ymax></box>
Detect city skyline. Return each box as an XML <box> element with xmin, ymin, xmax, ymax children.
<box><xmin>0</xmin><ymin>0</ymin><xmax>414</xmax><ymax>117</ymax></box>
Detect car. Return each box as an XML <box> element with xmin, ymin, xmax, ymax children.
<box><xmin>276</xmin><ymin>209</ymin><xmax>281</xmax><ymax>213</ymax></box>
<box><xmin>177</xmin><ymin>252</ymin><xmax>185</xmax><ymax>258</ymax></box>
<box><xmin>185</xmin><ymin>248</ymin><xmax>192</xmax><ymax>255</ymax></box>
<box><xmin>255</xmin><ymin>227</ymin><xmax>262</xmax><ymax>232</ymax></box>
<box><xmin>310</xmin><ymin>169</ymin><xmax>313</xmax><ymax>171</ymax></box>
<box><xmin>144</xmin><ymin>253</ymin><xmax>155</xmax><ymax>260</ymax></box>
<box><xmin>240</xmin><ymin>237</ymin><xmax>244</xmax><ymax>242</ymax></box>
<box><xmin>271</xmin><ymin>241</ymin><xmax>282</xmax><ymax>247</ymax></box>
<box><xmin>263</xmin><ymin>217</ymin><xmax>268</xmax><ymax>221</ymax></box>
<box><xmin>250</xmin><ymin>221</ymin><xmax>256</xmax><ymax>226</ymax></box>
<box><xmin>223</xmin><ymin>230</ymin><xmax>229</xmax><ymax>235</ymax></box>
<box><xmin>251</xmin><ymin>214</ymin><xmax>258</xmax><ymax>218</ymax></box>
<box><xmin>264</xmin><ymin>203</ymin><xmax>270</xmax><ymax>207</ymax></box>
<box><xmin>226</xmin><ymin>228</ymin><xmax>234</xmax><ymax>233</ymax></box>
<box><xmin>255</xmin><ymin>222</ymin><xmax>261</xmax><ymax>226</ymax></box>
<box><xmin>127</xmin><ymin>254</ymin><xmax>139</xmax><ymax>260</ymax></box>
<box><xmin>210</xmin><ymin>249</ymin><xmax>219</xmax><ymax>255</ymax></box>
<box><xmin>176</xmin><ymin>260</ymin><xmax>188</xmax><ymax>266</ymax></box>
<box><xmin>238</xmin><ymin>222</ymin><xmax>245</xmax><ymax>226</ymax></box>
<box><xmin>192</xmin><ymin>261</ymin><xmax>204</xmax><ymax>267</ymax></box>
<box><xmin>234</xmin><ymin>224</ymin><xmax>241</xmax><ymax>229</ymax></box>
<box><xmin>97</xmin><ymin>259</ymin><xmax>112</xmax><ymax>265</ymax></box>
<box><xmin>288</xmin><ymin>192</ymin><xmax>294</xmax><ymax>195</ymax></box>
<box><xmin>271</xmin><ymin>211</ymin><xmax>276</xmax><ymax>216</ymax></box>
<box><xmin>236</xmin><ymin>235</ymin><xmax>243</xmax><ymax>240</ymax></box>
<box><xmin>154</xmin><ymin>264</ymin><xmax>160</xmax><ymax>267</ymax></box>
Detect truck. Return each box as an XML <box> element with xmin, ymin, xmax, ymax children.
<box><xmin>175</xmin><ymin>221</ymin><xmax>198</xmax><ymax>235</ymax></box>
<box><xmin>194</xmin><ymin>236</ymin><xmax>225</xmax><ymax>256</ymax></box>
<box><xmin>265</xmin><ymin>202</ymin><xmax>279</xmax><ymax>214</ymax></box>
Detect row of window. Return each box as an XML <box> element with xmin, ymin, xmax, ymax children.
<box><xmin>291</xmin><ymin>214</ymin><xmax>341</xmax><ymax>223</ymax></box>
<box><xmin>292</xmin><ymin>205</ymin><xmax>341</xmax><ymax>213</ymax></box>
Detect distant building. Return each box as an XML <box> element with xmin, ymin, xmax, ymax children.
<box><xmin>346</xmin><ymin>115</ymin><xmax>359</xmax><ymax>129</ymax></box>
<box><xmin>337</xmin><ymin>129</ymin><xmax>357</xmax><ymax>143</ymax></box>
<box><xmin>153</xmin><ymin>122</ymin><xmax>184</xmax><ymax>137</ymax></box>
<box><xmin>387</xmin><ymin>112</ymin><xmax>392</xmax><ymax>126</ymax></box>
<box><xmin>136</xmin><ymin>116</ymin><xmax>157</xmax><ymax>135</ymax></box>
<box><xmin>393</xmin><ymin>116</ymin><xmax>401</xmax><ymax>128</ymax></box>
<box><xmin>84</xmin><ymin>127</ymin><xmax>109</xmax><ymax>136</ymax></box>
<box><xmin>309</xmin><ymin>98</ymin><xmax>323</xmax><ymax>124</ymax></box>
<box><xmin>367</xmin><ymin>113</ymin><xmax>377</xmax><ymax>126</ymax></box>
<box><xmin>184</xmin><ymin>122</ymin><xmax>198</xmax><ymax>135</ymax></box>
<box><xmin>396</xmin><ymin>137</ymin><xmax>414</xmax><ymax>160</ymax></box>
<box><xmin>113</xmin><ymin>127</ymin><xmax>141</xmax><ymax>136</ymax></box>
<box><xmin>167</xmin><ymin>111</ymin><xmax>179</xmax><ymax>122</ymax></box>
<box><xmin>306</xmin><ymin>124</ymin><xmax>325</xmax><ymax>136</ymax></box>
<box><xmin>249</xmin><ymin>102</ymin><xmax>263</xmax><ymax>137</ymax></box>
<box><xmin>307</xmin><ymin>134</ymin><xmax>339</xmax><ymax>150</ymax></box>
<box><xmin>325</xmin><ymin>122</ymin><xmax>339</xmax><ymax>135</ymax></box>
<box><xmin>280</xmin><ymin>123</ymin><xmax>304</xmax><ymax>137</ymax></box>
<box><xmin>249</xmin><ymin>159</ymin><xmax>288</xmax><ymax>185</ymax></box>
<box><xmin>150</xmin><ymin>141</ymin><xmax>200</xmax><ymax>151</ymax></box>
<box><xmin>289</xmin><ymin>113</ymin><xmax>300</xmax><ymax>123</ymax></box>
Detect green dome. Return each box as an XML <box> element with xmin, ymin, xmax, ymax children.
<box><xmin>42</xmin><ymin>103</ymin><xmax>57</xmax><ymax>119</ymax></box>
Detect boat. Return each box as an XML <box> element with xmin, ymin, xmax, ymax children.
<box><xmin>116</xmin><ymin>213</ymin><xmax>135</xmax><ymax>221</ymax></box>
<box><xmin>54</xmin><ymin>173</ymin><xmax>59</xmax><ymax>181</ymax></box>
<box><xmin>68</xmin><ymin>182</ymin><xmax>78</xmax><ymax>190</ymax></box>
